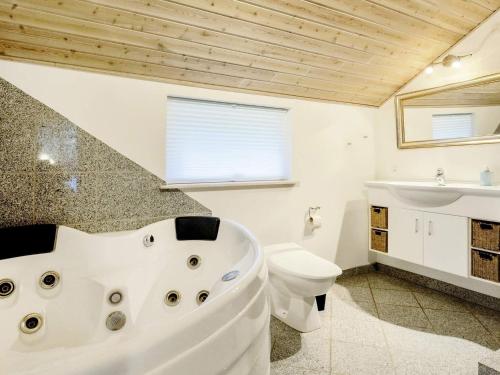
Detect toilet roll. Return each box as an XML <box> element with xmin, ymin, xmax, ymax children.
<box><xmin>307</xmin><ymin>213</ymin><xmax>322</xmax><ymax>229</ymax></box>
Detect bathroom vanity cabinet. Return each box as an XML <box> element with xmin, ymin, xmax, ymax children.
<box><xmin>389</xmin><ymin>209</ymin><xmax>468</xmax><ymax>276</ymax></box>
<box><xmin>366</xmin><ymin>181</ymin><xmax>500</xmax><ymax>296</ymax></box>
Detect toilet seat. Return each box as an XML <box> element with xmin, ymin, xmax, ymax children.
<box><xmin>268</xmin><ymin>250</ymin><xmax>342</xmax><ymax>280</ymax></box>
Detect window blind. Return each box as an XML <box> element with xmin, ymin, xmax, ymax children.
<box><xmin>166</xmin><ymin>97</ymin><xmax>291</xmax><ymax>184</ymax></box>
<box><xmin>432</xmin><ymin>113</ymin><xmax>473</xmax><ymax>140</ymax></box>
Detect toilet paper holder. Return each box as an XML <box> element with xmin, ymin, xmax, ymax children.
<box><xmin>307</xmin><ymin>206</ymin><xmax>321</xmax><ymax>222</ymax></box>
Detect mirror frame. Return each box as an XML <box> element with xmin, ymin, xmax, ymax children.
<box><xmin>396</xmin><ymin>72</ymin><xmax>500</xmax><ymax>149</ymax></box>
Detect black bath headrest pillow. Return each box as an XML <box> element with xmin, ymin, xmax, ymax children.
<box><xmin>0</xmin><ymin>224</ymin><xmax>57</xmax><ymax>260</ymax></box>
<box><xmin>175</xmin><ymin>216</ymin><xmax>220</xmax><ymax>241</ymax></box>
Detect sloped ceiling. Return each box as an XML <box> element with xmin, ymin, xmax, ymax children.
<box><xmin>0</xmin><ymin>0</ymin><xmax>498</xmax><ymax>106</ymax></box>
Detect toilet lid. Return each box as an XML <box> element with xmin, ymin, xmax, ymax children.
<box><xmin>267</xmin><ymin>250</ymin><xmax>342</xmax><ymax>280</ymax></box>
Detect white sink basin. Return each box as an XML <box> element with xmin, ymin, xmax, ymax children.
<box><xmin>365</xmin><ymin>181</ymin><xmax>500</xmax><ymax>207</ymax></box>
<box><xmin>388</xmin><ymin>185</ymin><xmax>463</xmax><ymax>207</ymax></box>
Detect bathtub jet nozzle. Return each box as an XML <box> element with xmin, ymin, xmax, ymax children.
<box><xmin>196</xmin><ymin>290</ymin><xmax>209</xmax><ymax>305</ymax></box>
<box><xmin>165</xmin><ymin>290</ymin><xmax>181</xmax><ymax>306</ymax></box>
<box><xmin>0</xmin><ymin>279</ymin><xmax>15</xmax><ymax>298</ymax></box>
<box><xmin>187</xmin><ymin>255</ymin><xmax>201</xmax><ymax>269</ymax></box>
<box><xmin>40</xmin><ymin>271</ymin><xmax>60</xmax><ymax>289</ymax></box>
<box><xmin>20</xmin><ymin>313</ymin><xmax>43</xmax><ymax>334</ymax></box>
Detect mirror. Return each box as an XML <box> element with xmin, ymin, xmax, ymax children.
<box><xmin>396</xmin><ymin>73</ymin><xmax>500</xmax><ymax>149</ymax></box>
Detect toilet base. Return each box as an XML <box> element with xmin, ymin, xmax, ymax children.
<box><xmin>269</xmin><ymin>286</ymin><xmax>323</xmax><ymax>333</ymax></box>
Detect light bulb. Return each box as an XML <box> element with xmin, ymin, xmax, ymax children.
<box><xmin>452</xmin><ymin>59</ymin><xmax>461</xmax><ymax>68</ymax></box>
<box><xmin>425</xmin><ymin>66</ymin><xmax>434</xmax><ymax>74</ymax></box>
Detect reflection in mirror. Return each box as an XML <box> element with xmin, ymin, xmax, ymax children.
<box><xmin>396</xmin><ymin>74</ymin><xmax>500</xmax><ymax>148</ymax></box>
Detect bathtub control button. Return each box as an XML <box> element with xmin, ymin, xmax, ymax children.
<box><xmin>143</xmin><ymin>234</ymin><xmax>155</xmax><ymax>247</ymax></box>
<box><xmin>0</xmin><ymin>279</ymin><xmax>15</xmax><ymax>298</ymax></box>
<box><xmin>222</xmin><ymin>270</ymin><xmax>240</xmax><ymax>282</ymax></box>
<box><xmin>109</xmin><ymin>291</ymin><xmax>123</xmax><ymax>304</ymax></box>
<box><xmin>20</xmin><ymin>313</ymin><xmax>43</xmax><ymax>334</ymax></box>
<box><xmin>40</xmin><ymin>271</ymin><xmax>60</xmax><ymax>289</ymax></box>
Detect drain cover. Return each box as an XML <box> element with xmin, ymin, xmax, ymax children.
<box><xmin>106</xmin><ymin>311</ymin><xmax>126</xmax><ymax>331</ymax></box>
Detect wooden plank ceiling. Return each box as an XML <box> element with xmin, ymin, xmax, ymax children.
<box><xmin>404</xmin><ymin>80</ymin><xmax>500</xmax><ymax>107</ymax></box>
<box><xmin>0</xmin><ymin>0</ymin><xmax>498</xmax><ymax>106</ymax></box>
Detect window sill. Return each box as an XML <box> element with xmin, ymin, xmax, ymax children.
<box><xmin>160</xmin><ymin>180</ymin><xmax>298</xmax><ymax>191</ymax></box>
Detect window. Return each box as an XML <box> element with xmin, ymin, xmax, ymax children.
<box><xmin>166</xmin><ymin>97</ymin><xmax>291</xmax><ymax>185</ymax></box>
<box><xmin>432</xmin><ymin>113</ymin><xmax>473</xmax><ymax>140</ymax></box>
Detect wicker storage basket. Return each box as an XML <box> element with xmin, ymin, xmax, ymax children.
<box><xmin>371</xmin><ymin>206</ymin><xmax>388</xmax><ymax>229</ymax></box>
<box><xmin>472</xmin><ymin>220</ymin><xmax>500</xmax><ymax>252</ymax></box>
<box><xmin>471</xmin><ymin>249</ymin><xmax>499</xmax><ymax>282</ymax></box>
<box><xmin>371</xmin><ymin>229</ymin><xmax>388</xmax><ymax>252</ymax></box>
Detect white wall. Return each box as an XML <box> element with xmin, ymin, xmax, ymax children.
<box><xmin>0</xmin><ymin>60</ymin><xmax>376</xmax><ymax>269</ymax></box>
<box><xmin>375</xmin><ymin>11</ymin><xmax>500</xmax><ymax>184</ymax></box>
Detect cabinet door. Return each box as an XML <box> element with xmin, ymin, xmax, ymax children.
<box><xmin>423</xmin><ymin>212</ymin><xmax>468</xmax><ymax>277</ymax></box>
<box><xmin>389</xmin><ymin>208</ymin><xmax>424</xmax><ymax>264</ymax></box>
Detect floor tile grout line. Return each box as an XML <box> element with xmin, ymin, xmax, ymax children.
<box><xmin>473</xmin><ymin>316</ymin><xmax>500</xmax><ymax>341</ymax></box>
<box><xmin>367</xmin><ymin>278</ymin><xmax>397</xmax><ymax>373</ymax></box>
<box><xmin>326</xmin><ymin>294</ymin><xmax>333</xmax><ymax>373</ymax></box>
<box><xmin>331</xmin><ymin>337</ymin><xmax>388</xmax><ymax>347</ymax></box>
<box><xmin>413</xmin><ymin>291</ymin><xmax>499</xmax><ymax>349</ymax></box>
<box><xmin>419</xmin><ymin>306</ymin><xmax>479</xmax><ymax>312</ymax></box>
<box><xmin>373</xmin><ymin>272</ymin><xmax>468</xmax><ymax>334</ymax></box>
<box><xmin>378</xmin><ymin>266</ymin><xmax>500</xmax><ymax>312</ymax></box>
<box><xmin>412</xmin><ymin>289</ymin><xmax>488</xmax><ymax>315</ymax></box>
<box><xmin>466</xmin><ymin>309</ymin><xmax>500</xmax><ymax>345</ymax></box>
<box><xmin>460</xmin><ymin>299</ymin><xmax>500</xmax><ymax>339</ymax></box>
<box><xmin>410</xmin><ymin>289</ymin><xmax>436</xmax><ymax>333</ymax></box>
<box><xmin>372</xmin><ymin>299</ymin><xmax>421</xmax><ymax>308</ymax></box>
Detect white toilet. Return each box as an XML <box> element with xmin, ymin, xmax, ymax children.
<box><xmin>265</xmin><ymin>243</ymin><xmax>342</xmax><ymax>332</ymax></box>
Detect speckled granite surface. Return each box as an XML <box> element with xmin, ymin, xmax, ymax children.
<box><xmin>376</xmin><ymin>263</ymin><xmax>500</xmax><ymax>312</ymax></box>
<box><xmin>272</xmin><ymin>271</ymin><xmax>500</xmax><ymax>375</ymax></box>
<box><xmin>337</xmin><ymin>264</ymin><xmax>376</xmax><ymax>278</ymax></box>
<box><xmin>0</xmin><ymin>77</ymin><xmax>210</xmax><ymax>232</ymax></box>
<box><xmin>480</xmin><ymin>350</ymin><xmax>500</xmax><ymax>375</ymax></box>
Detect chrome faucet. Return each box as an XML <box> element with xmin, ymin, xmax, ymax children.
<box><xmin>436</xmin><ymin>168</ymin><xmax>446</xmax><ymax>186</ymax></box>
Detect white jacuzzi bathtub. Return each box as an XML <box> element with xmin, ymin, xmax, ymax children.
<box><xmin>0</xmin><ymin>218</ymin><xmax>270</xmax><ymax>375</ymax></box>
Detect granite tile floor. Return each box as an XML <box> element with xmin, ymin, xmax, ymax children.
<box><xmin>270</xmin><ymin>271</ymin><xmax>500</xmax><ymax>375</ymax></box>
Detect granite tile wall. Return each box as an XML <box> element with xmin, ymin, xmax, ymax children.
<box><xmin>0</xmin><ymin>77</ymin><xmax>210</xmax><ymax>232</ymax></box>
